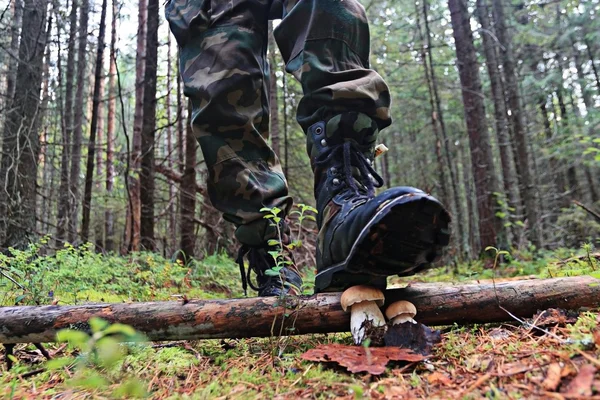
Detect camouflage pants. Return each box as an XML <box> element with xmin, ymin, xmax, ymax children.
<box><xmin>165</xmin><ymin>0</ymin><xmax>391</xmax><ymax>246</ymax></box>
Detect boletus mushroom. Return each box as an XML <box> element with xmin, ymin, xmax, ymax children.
<box><xmin>385</xmin><ymin>300</ymin><xmax>417</xmax><ymax>325</ymax></box>
<box><xmin>340</xmin><ymin>285</ymin><xmax>386</xmax><ymax>345</ymax></box>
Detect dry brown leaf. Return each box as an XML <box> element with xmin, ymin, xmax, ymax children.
<box><xmin>427</xmin><ymin>371</ymin><xmax>452</xmax><ymax>386</ymax></box>
<box><xmin>563</xmin><ymin>364</ymin><xmax>596</xmax><ymax>397</ymax></box>
<box><xmin>531</xmin><ymin>308</ymin><xmax>579</xmax><ymax>328</ymax></box>
<box><xmin>542</xmin><ymin>363</ymin><xmax>562</xmax><ymax>391</ymax></box>
<box><xmin>301</xmin><ymin>344</ymin><xmax>425</xmax><ymax>375</ymax></box>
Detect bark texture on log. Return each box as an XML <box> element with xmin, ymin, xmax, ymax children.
<box><xmin>1</xmin><ymin>277</ymin><xmax>599</xmax><ymax>344</ymax></box>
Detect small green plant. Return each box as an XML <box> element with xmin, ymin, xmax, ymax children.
<box><xmin>48</xmin><ymin>317</ymin><xmax>147</xmax><ymax>397</ymax></box>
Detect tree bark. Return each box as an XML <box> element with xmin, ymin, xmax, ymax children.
<box><xmin>179</xmin><ymin>103</ymin><xmax>197</xmax><ymax>261</ymax></box>
<box><xmin>128</xmin><ymin>0</ymin><xmax>147</xmax><ymax>252</ymax></box>
<box><xmin>476</xmin><ymin>0</ymin><xmax>521</xmax><ymax>245</ymax></box>
<box><xmin>139</xmin><ymin>0</ymin><xmax>159</xmax><ymax>251</ymax></box>
<box><xmin>81</xmin><ymin>0</ymin><xmax>108</xmax><ymax>243</ymax></box>
<box><xmin>423</xmin><ymin>0</ymin><xmax>467</xmax><ymax>257</ymax></box>
<box><xmin>55</xmin><ymin>0</ymin><xmax>79</xmax><ymax>246</ymax></box>
<box><xmin>1</xmin><ymin>276</ymin><xmax>598</xmax><ymax>344</ymax></box>
<box><xmin>105</xmin><ymin>0</ymin><xmax>118</xmax><ymax>252</ymax></box>
<box><xmin>5</xmin><ymin>0</ymin><xmax>23</xmax><ymax>108</ymax></box>
<box><xmin>448</xmin><ymin>0</ymin><xmax>499</xmax><ymax>253</ymax></box>
<box><xmin>165</xmin><ymin>35</ymin><xmax>177</xmax><ymax>252</ymax></box>
<box><xmin>0</xmin><ymin>0</ymin><xmax>48</xmax><ymax>249</ymax></box>
<box><xmin>68</xmin><ymin>0</ymin><xmax>90</xmax><ymax>244</ymax></box>
<box><xmin>492</xmin><ymin>0</ymin><xmax>541</xmax><ymax>247</ymax></box>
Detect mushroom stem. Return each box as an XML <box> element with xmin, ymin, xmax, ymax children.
<box><xmin>349</xmin><ymin>301</ymin><xmax>386</xmax><ymax>345</ymax></box>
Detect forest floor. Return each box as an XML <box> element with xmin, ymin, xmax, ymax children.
<box><xmin>1</xmin><ymin>244</ymin><xmax>600</xmax><ymax>399</ymax></box>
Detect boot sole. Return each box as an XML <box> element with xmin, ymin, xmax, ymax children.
<box><xmin>314</xmin><ymin>192</ymin><xmax>450</xmax><ymax>293</ymax></box>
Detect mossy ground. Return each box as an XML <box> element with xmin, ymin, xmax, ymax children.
<box><xmin>1</xmin><ymin>243</ymin><xmax>600</xmax><ymax>399</ymax></box>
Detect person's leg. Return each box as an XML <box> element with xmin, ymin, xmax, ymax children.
<box><xmin>165</xmin><ymin>0</ymin><xmax>301</xmax><ymax>296</ymax></box>
<box><xmin>273</xmin><ymin>0</ymin><xmax>451</xmax><ymax>292</ymax></box>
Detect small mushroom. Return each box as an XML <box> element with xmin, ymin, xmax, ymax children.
<box><xmin>385</xmin><ymin>300</ymin><xmax>417</xmax><ymax>325</ymax></box>
<box><xmin>340</xmin><ymin>285</ymin><xmax>386</xmax><ymax>345</ymax></box>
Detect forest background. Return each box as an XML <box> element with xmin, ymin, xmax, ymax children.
<box><xmin>0</xmin><ymin>0</ymin><xmax>599</xmax><ymax>265</ymax></box>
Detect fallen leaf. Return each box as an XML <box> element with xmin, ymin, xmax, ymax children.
<box><xmin>383</xmin><ymin>322</ymin><xmax>441</xmax><ymax>355</ymax></box>
<box><xmin>531</xmin><ymin>308</ymin><xmax>579</xmax><ymax>328</ymax></box>
<box><xmin>301</xmin><ymin>344</ymin><xmax>425</xmax><ymax>375</ymax></box>
<box><xmin>427</xmin><ymin>371</ymin><xmax>452</xmax><ymax>386</ymax></box>
<box><xmin>563</xmin><ymin>364</ymin><xmax>596</xmax><ymax>397</ymax></box>
<box><xmin>542</xmin><ymin>363</ymin><xmax>562</xmax><ymax>391</ymax></box>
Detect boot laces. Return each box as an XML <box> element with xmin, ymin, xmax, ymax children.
<box><xmin>315</xmin><ymin>141</ymin><xmax>384</xmax><ymax>197</ymax></box>
<box><xmin>236</xmin><ymin>245</ymin><xmax>271</xmax><ymax>296</ymax></box>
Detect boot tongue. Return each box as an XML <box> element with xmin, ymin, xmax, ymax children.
<box><xmin>325</xmin><ymin>112</ymin><xmax>379</xmax><ymax>150</ymax></box>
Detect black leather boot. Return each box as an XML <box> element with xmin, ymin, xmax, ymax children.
<box><xmin>307</xmin><ymin>113</ymin><xmax>451</xmax><ymax>293</ymax></box>
<box><xmin>236</xmin><ymin>220</ymin><xmax>303</xmax><ymax>297</ymax></box>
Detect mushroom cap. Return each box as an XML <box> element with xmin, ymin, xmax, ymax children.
<box><xmin>340</xmin><ymin>285</ymin><xmax>385</xmax><ymax>312</ymax></box>
<box><xmin>385</xmin><ymin>300</ymin><xmax>417</xmax><ymax>320</ymax></box>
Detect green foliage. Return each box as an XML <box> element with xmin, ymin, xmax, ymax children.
<box><xmin>49</xmin><ymin>318</ymin><xmax>147</xmax><ymax>397</ymax></box>
<box><xmin>0</xmin><ymin>240</ymin><xmax>245</xmax><ymax>307</ymax></box>
<box><xmin>555</xmin><ymin>204</ymin><xmax>600</xmax><ymax>248</ymax></box>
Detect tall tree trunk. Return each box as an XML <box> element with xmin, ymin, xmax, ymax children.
<box><xmin>55</xmin><ymin>0</ymin><xmax>78</xmax><ymax>246</ymax></box>
<box><xmin>0</xmin><ymin>0</ymin><xmax>48</xmax><ymax>249</ymax></box>
<box><xmin>37</xmin><ymin>12</ymin><xmax>53</xmax><ymax>234</ymax></box>
<box><xmin>128</xmin><ymin>0</ymin><xmax>147</xmax><ymax>251</ymax></box>
<box><xmin>105</xmin><ymin>0</ymin><xmax>118</xmax><ymax>252</ymax></box>
<box><xmin>415</xmin><ymin>2</ymin><xmax>449</xmax><ymax>205</ymax></box>
<box><xmin>539</xmin><ymin>96</ymin><xmax>567</xmax><ymax>206</ymax></box>
<box><xmin>179</xmin><ymin>102</ymin><xmax>197</xmax><ymax>261</ymax></box>
<box><xmin>268</xmin><ymin>21</ymin><xmax>280</xmax><ymax>158</ymax></box>
<box><xmin>423</xmin><ymin>0</ymin><xmax>467</xmax><ymax>257</ymax></box>
<box><xmin>139</xmin><ymin>0</ymin><xmax>159</xmax><ymax>251</ymax></box>
<box><xmin>176</xmin><ymin>58</ymin><xmax>185</xmax><ymax>174</ymax></box>
<box><xmin>476</xmin><ymin>0</ymin><xmax>521</xmax><ymax>245</ymax></box>
<box><xmin>449</xmin><ymin>0</ymin><xmax>499</xmax><ymax>253</ymax></box>
<box><xmin>585</xmin><ymin>40</ymin><xmax>600</xmax><ymax>95</ymax></box>
<box><xmin>81</xmin><ymin>0</ymin><xmax>107</xmax><ymax>243</ymax></box>
<box><xmin>492</xmin><ymin>0</ymin><xmax>542</xmax><ymax>247</ymax></box>
<box><xmin>68</xmin><ymin>0</ymin><xmax>90</xmax><ymax>244</ymax></box>
<box><xmin>5</xmin><ymin>0</ymin><xmax>23</xmax><ymax>109</ymax></box>
<box><xmin>166</xmin><ymin>34</ymin><xmax>177</xmax><ymax>253</ymax></box>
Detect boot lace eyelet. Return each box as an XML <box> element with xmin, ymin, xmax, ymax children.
<box><xmin>330</xmin><ymin>166</ymin><xmax>337</xmax><ymax>174</ymax></box>
<box><xmin>321</xmin><ymin>139</ymin><xmax>327</xmax><ymax>147</ymax></box>
<box><xmin>315</xmin><ymin>126</ymin><xmax>323</xmax><ymax>134</ymax></box>
<box><xmin>332</xmin><ymin>178</ymin><xmax>340</xmax><ymax>185</ymax></box>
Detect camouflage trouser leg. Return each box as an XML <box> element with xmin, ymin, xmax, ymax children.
<box><xmin>165</xmin><ymin>0</ymin><xmax>391</xmax><ymax>247</ymax></box>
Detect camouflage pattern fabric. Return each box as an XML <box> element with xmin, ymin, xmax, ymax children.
<box><xmin>165</xmin><ymin>0</ymin><xmax>392</xmax><ymax>246</ymax></box>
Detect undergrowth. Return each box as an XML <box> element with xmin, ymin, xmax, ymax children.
<box><xmin>1</xmin><ymin>241</ymin><xmax>599</xmax><ymax>398</ymax></box>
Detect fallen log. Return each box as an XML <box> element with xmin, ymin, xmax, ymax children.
<box><xmin>1</xmin><ymin>276</ymin><xmax>599</xmax><ymax>344</ymax></box>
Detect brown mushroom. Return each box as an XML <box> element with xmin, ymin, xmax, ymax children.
<box><xmin>340</xmin><ymin>285</ymin><xmax>386</xmax><ymax>345</ymax></box>
<box><xmin>385</xmin><ymin>300</ymin><xmax>417</xmax><ymax>325</ymax></box>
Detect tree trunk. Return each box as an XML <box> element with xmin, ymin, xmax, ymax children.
<box><xmin>68</xmin><ymin>0</ymin><xmax>90</xmax><ymax>244</ymax></box>
<box><xmin>423</xmin><ymin>0</ymin><xmax>467</xmax><ymax>257</ymax></box>
<box><xmin>81</xmin><ymin>0</ymin><xmax>108</xmax><ymax>243</ymax></box>
<box><xmin>449</xmin><ymin>0</ymin><xmax>499</xmax><ymax>253</ymax></box>
<box><xmin>127</xmin><ymin>0</ymin><xmax>147</xmax><ymax>252</ymax></box>
<box><xmin>105</xmin><ymin>0</ymin><xmax>117</xmax><ymax>252</ymax></box>
<box><xmin>0</xmin><ymin>0</ymin><xmax>48</xmax><ymax>249</ymax></box>
<box><xmin>5</xmin><ymin>0</ymin><xmax>23</xmax><ymax>108</ymax></box>
<box><xmin>1</xmin><ymin>276</ymin><xmax>599</xmax><ymax>344</ymax></box>
<box><xmin>55</xmin><ymin>0</ymin><xmax>79</xmax><ymax>246</ymax></box>
<box><xmin>476</xmin><ymin>0</ymin><xmax>521</xmax><ymax>245</ymax></box>
<box><xmin>176</xmin><ymin>59</ymin><xmax>185</xmax><ymax>174</ymax></box>
<box><xmin>415</xmin><ymin>2</ymin><xmax>449</xmax><ymax>206</ymax></box>
<box><xmin>165</xmin><ymin>35</ymin><xmax>177</xmax><ymax>253</ymax></box>
<box><xmin>492</xmin><ymin>0</ymin><xmax>542</xmax><ymax>248</ymax></box>
<box><xmin>179</xmin><ymin>102</ymin><xmax>197</xmax><ymax>262</ymax></box>
<box><xmin>139</xmin><ymin>0</ymin><xmax>159</xmax><ymax>251</ymax></box>
<box><xmin>585</xmin><ymin>40</ymin><xmax>600</xmax><ymax>95</ymax></box>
